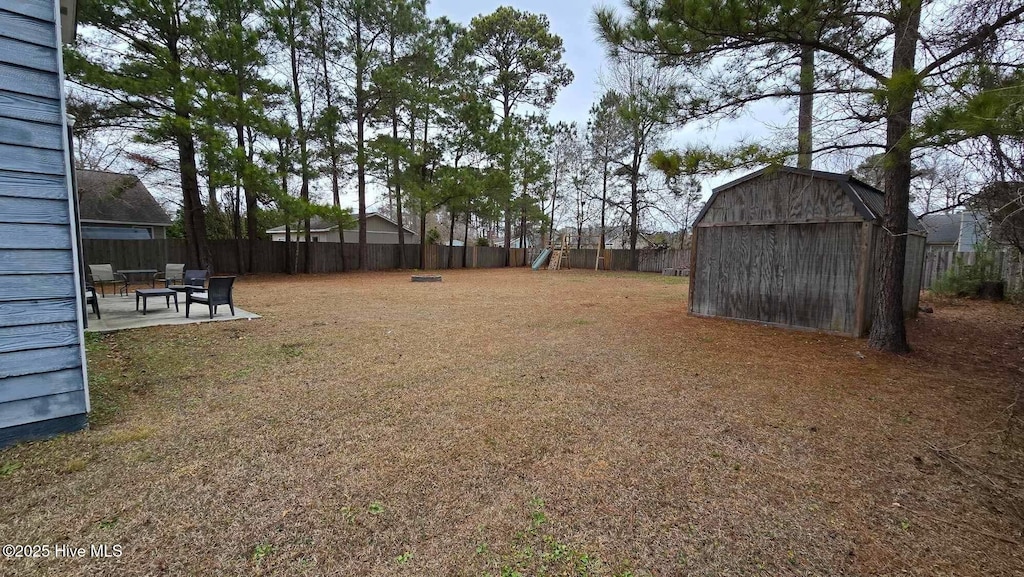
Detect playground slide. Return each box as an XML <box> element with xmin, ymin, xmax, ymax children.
<box><xmin>531</xmin><ymin>248</ymin><xmax>552</xmax><ymax>270</ymax></box>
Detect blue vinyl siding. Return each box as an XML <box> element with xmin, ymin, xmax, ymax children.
<box><xmin>0</xmin><ymin>0</ymin><xmax>87</xmax><ymax>448</ymax></box>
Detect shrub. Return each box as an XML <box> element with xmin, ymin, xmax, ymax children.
<box><xmin>475</xmin><ymin>236</ymin><xmax>491</xmax><ymax>247</ymax></box>
<box><xmin>426</xmin><ymin>228</ymin><xmax>441</xmax><ymax>245</ymax></box>
<box><xmin>932</xmin><ymin>242</ymin><xmax>1003</xmax><ymax>297</ymax></box>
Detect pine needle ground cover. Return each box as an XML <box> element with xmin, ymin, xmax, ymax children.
<box><xmin>1</xmin><ymin>269</ymin><xmax>1021</xmax><ymax>576</ymax></box>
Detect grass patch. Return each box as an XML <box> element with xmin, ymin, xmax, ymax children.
<box><xmin>479</xmin><ymin>498</ymin><xmax>610</xmax><ymax>577</ymax></box>
<box><xmin>2</xmin><ymin>270</ymin><xmax>1021</xmax><ymax>575</ymax></box>
<box><xmin>103</xmin><ymin>426</ymin><xmax>155</xmax><ymax>445</ymax></box>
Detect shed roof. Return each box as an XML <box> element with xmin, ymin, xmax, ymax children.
<box><xmin>76</xmin><ymin>170</ymin><xmax>171</xmax><ymax>226</ymax></box>
<box><xmin>699</xmin><ymin>165</ymin><xmax>925</xmax><ymax>232</ymax></box>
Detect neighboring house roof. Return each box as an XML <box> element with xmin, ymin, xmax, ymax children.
<box><xmin>920</xmin><ymin>212</ymin><xmax>984</xmax><ymax>248</ymax></box>
<box><xmin>76</xmin><ymin>170</ymin><xmax>171</xmax><ymax>226</ymax></box>
<box><xmin>698</xmin><ymin>165</ymin><xmax>926</xmax><ymax>233</ymax></box>
<box><xmin>265</xmin><ymin>212</ymin><xmax>418</xmax><ymax>235</ymax></box>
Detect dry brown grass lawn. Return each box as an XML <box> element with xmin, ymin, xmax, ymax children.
<box><xmin>1</xmin><ymin>269</ymin><xmax>1022</xmax><ymax>576</ymax></box>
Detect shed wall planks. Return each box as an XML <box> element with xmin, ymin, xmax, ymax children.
<box><xmin>690</xmin><ymin>169</ymin><xmax>925</xmax><ymax>337</ymax></box>
<box><xmin>702</xmin><ymin>172</ymin><xmax>860</xmax><ymax>225</ymax></box>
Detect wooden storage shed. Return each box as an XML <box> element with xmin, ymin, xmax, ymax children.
<box><xmin>688</xmin><ymin>166</ymin><xmax>926</xmax><ymax>337</ymax></box>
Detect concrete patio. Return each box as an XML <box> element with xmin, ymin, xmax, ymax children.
<box><xmin>85</xmin><ymin>289</ymin><xmax>259</xmax><ymax>333</ymax></box>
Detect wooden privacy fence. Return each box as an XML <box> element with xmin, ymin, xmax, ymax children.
<box><xmin>921</xmin><ymin>245</ymin><xmax>1023</xmax><ymax>292</ymax></box>
<box><xmin>81</xmin><ymin>239</ymin><xmax>693</xmax><ymax>275</ymax></box>
<box><xmin>82</xmin><ymin>239</ymin><xmax>529</xmax><ymax>274</ymax></box>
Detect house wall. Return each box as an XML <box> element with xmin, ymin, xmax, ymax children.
<box><xmin>270</xmin><ymin>228</ymin><xmax>418</xmax><ymax>245</ymax></box>
<box><xmin>0</xmin><ymin>0</ymin><xmax>88</xmax><ymax>448</ymax></box>
<box><xmin>690</xmin><ymin>172</ymin><xmax>867</xmax><ymax>336</ymax></box>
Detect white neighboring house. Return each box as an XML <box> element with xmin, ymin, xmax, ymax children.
<box><xmin>266</xmin><ymin>212</ymin><xmax>419</xmax><ymax>244</ymax></box>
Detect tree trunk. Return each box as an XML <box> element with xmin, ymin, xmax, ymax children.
<box><xmin>233</xmin><ymin>119</ymin><xmax>245</xmax><ymax>274</ymax></box>
<box><xmin>597</xmin><ymin>160</ymin><xmax>608</xmax><ymax>270</ymax></box>
<box><xmin>317</xmin><ymin>1</ymin><xmax>346</xmax><ymax>273</ymax></box>
<box><xmin>177</xmin><ymin>129</ymin><xmax>211</xmax><ymax>271</ymax></box>
<box><xmin>463</xmin><ymin>211</ymin><xmax>470</xmax><ymax>268</ymax></box>
<box><xmin>628</xmin><ymin>177</ymin><xmax>639</xmax><ymax>271</ymax></box>
<box><xmin>285</xmin><ymin>224</ymin><xmax>292</xmax><ymax>275</ymax></box>
<box><xmin>389</xmin><ymin>34</ymin><xmax>407</xmax><ymax>270</ymax></box>
<box><xmin>868</xmin><ymin>0</ymin><xmax>921</xmax><ymax>354</ymax></box>
<box><xmin>233</xmin><ymin>185</ymin><xmax>242</xmax><ymax>273</ymax></box>
<box><xmin>448</xmin><ymin>210</ymin><xmax>456</xmax><ymax>268</ymax></box>
<box><xmin>420</xmin><ymin>209</ymin><xmax>427</xmax><ymax>269</ymax></box>
<box><xmin>520</xmin><ymin>211</ymin><xmax>527</xmax><ymax>266</ymax></box>
<box><xmin>503</xmin><ymin>207</ymin><xmax>512</xmax><ymax>266</ymax></box>
<box><xmin>548</xmin><ymin>164</ymin><xmax>558</xmax><ymax>247</ymax></box>
<box><xmin>286</xmin><ymin>6</ymin><xmax>310</xmax><ymax>274</ymax></box>
<box><xmin>355</xmin><ymin>15</ymin><xmax>369</xmax><ymax>271</ymax></box>
<box><xmin>167</xmin><ymin>29</ymin><xmax>210</xmax><ymax>270</ymax></box>
<box><xmin>245</xmin><ymin>127</ymin><xmax>258</xmax><ymax>273</ymax></box>
<box><xmin>797</xmin><ymin>45</ymin><xmax>814</xmax><ymax>169</ymax></box>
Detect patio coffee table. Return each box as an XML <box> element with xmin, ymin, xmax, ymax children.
<box><xmin>135</xmin><ymin>288</ymin><xmax>178</xmax><ymax>315</ymax></box>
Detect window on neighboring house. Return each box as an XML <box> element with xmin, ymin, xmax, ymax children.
<box><xmin>81</xmin><ymin>225</ymin><xmax>152</xmax><ymax>240</ymax></box>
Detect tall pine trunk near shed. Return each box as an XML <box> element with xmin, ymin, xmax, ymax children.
<box><xmin>797</xmin><ymin>45</ymin><xmax>814</xmax><ymax>169</ymax></box>
<box><xmin>868</xmin><ymin>0</ymin><xmax>921</xmax><ymax>354</ymax></box>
